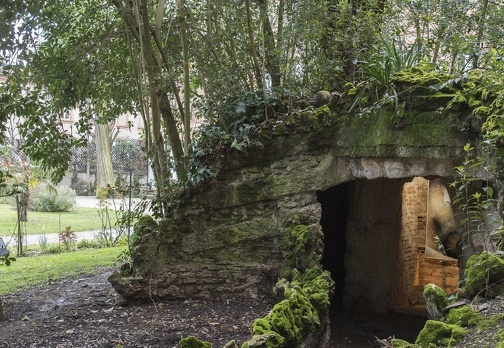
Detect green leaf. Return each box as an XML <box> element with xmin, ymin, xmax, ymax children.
<box><xmin>463</xmin><ymin>143</ymin><xmax>473</xmax><ymax>152</ymax></box>
<box><xmin>483</xmin><ymin>186</ymin><xmax>493</xmax><ymax>198</ymax></box>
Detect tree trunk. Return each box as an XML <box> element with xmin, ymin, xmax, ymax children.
<box><xmin>18</xmin><ymin>190</ymin><xmax>29</xmax><ymax>222</ymax></box>
<box><xmin>473</xmin><ymin>0</ymin><xmax>489</xmax><ymax>69</ymax></box>
<box><xmin>159</xmin><ymin>90</ymin><xmax>185</xmax><ymax>180</ymax></box>
<box><xmin>246</xmin><ymin>0</ymin><xmax>263</xmax><ymax>90</ymax></box>
<box><xmin>256</xmin><ymin>0</ymin><xmax>281</xmax><ymax>89</ymax></box>
<box><xmin>94</xmin><ymin>122</ymin><xmax>115</xmax><ymax>198</ymax></box>
<box><xmin>112</xmin><ymin>0</ymin><xmax>187</xmax><ymax>189</ymax></box>
<box><xmin>16</xmin><ymin>195</ymin><xmax>24</xmax><ymax>256</ymax></box>
<box><xmin>86</xmin><ymin>138</ymin><xmax>91</xmax><ymax>194</ymax></box>
<box><xmin>178</xmin><ymin>0</ymin><xmax>192</xmax><ymax>154</ymax></box>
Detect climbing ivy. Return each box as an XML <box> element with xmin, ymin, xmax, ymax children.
<box><xmin>187</xmin><ymin>92</ymin><xmax>278</xmax><ymax>185</ymax></box>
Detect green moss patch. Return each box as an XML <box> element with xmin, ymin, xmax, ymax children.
<box><xmin>464</xmin><ymin>252</ymin><xmax>504</xmax><ymax>297</ymax></box>
<box><xmin>392</xmin><ymin>339</ymin><xmax>421</xmax><ymax>347</ymax></box>
<box><xmin>480</xmin><ymin>312</ymin><xmax>504</xmax><ymax>330</ymax></box>
<box><xmin>415</xmin><ymin>320</ymin><xmax>466</xmax><ymax>347</ymax></box>
<box><xmin>497</xmin><ymin>329</ymin><xmax>504</xmax><ymax>348</ymax></box>
<box><xmin>293</xmin><ymin>267</ymin><xmax>334</xmax><ymax>312</ymax></box>
<box><xmin>445</xmin><ymin>306</ymin><xmax>481</xmax><ymax>327</ymax></box>
<box><xmin>179</xmin><ymin>336</ymin><xmax>212</xmax><ymax>348</ymax></box>
<box><xmin>245</xmin><ymin>267</ymin><xmax>333</xmax><ymax>348</ymax></box>
<box><xmin>279</xmin><ymin>225</ymin><xmax>323</xmax><ymax>277</ymax></box>
<box><xmin>423</xmin><ymin>283</ymin><xmax>448</xmax><ymax>320</ymax></box>
<box><xmin>251</xmin><ymin>288</ymin><xmax>316</xmax><ymax>346</ymax></box>
<box><xmin>392</xmin><ymin>67</ymin><xmax>449</xmax><ymax>88</ymax></box>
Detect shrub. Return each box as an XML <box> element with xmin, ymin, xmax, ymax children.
<box><xmin>70</xmin><ymin>171</ymin><xmax>91</xmax><ymax>196</ymax></box>
<box><xmin>31</xmin><ymin>185</ymin><xmax>76</xmax><ymax>212</ymax></box>
<box><xmin>38</xmin><ymin>234</ymin><xmax>48</xmax><ymax>253</ymax></box>
<box><xmin>46</xmin><ymin>245</ymin><xmax>61</xmax><ymax>254</ymax></box>
<box><xmin>77</xmin><ymin>239</ymin><xmax>99</xmax><ymax>249</ymax></box>
<box><xmin>59</xmin><ymin>226</ymin><xmax>77</xmax><ymax>251</ymax></box>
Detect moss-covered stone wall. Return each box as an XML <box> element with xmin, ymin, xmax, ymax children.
<box><xmin>109</xmin><ymin>70</ymin><xmax>474</xmax><ymax>310</ymax></box>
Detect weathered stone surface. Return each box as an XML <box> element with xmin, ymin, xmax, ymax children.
<box><xmin>109</xmin><ymin>84</ymin><xmax>470</xmax><ymax>306</ymax></box>
<box><xmin>315</xmin><ymin>90</ymin><xmax>331</xmax><ymax>107</ymax></box>
<box><xmin>424</xmin><ymin>283</ymin><xmax>448</xmax><ymax>320</ymax></box>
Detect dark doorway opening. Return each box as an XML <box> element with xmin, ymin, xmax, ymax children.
<box><xmin>318</xmin><ymin>180</ymin><xmax>427</xmax><ymax>347</ymax></box>
<box><xmin>317</xmin><ymin>182</ymin><xmax>351</xmax><ymax>310</ymax></box>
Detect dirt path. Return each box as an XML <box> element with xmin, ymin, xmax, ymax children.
<box><xmin>0</xmin><ymin>266</ymin><xmax>428</xmax><ymax>348</ymax></box>
<box><xmin>0</xmin><ymin>268</ymin><xmax>271</xmax><ymax>348</ymax></box>
<box><xmin>0</xmin><ymin>230</ymin><xmax>101</xmax><ymax>247</ymax></box>
<box><xmin>0</xmin><ymin>195</ymin><xmax>143</xmax><ymax>247</ymax></box>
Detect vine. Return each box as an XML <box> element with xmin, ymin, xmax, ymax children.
<box><xmin>450</xmin><ymin>143</ymin><xmax>503</xmax><ymax>254</ymax></box>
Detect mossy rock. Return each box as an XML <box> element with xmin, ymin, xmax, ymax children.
<box><xmin>298</xmin><ymin>267</ymin><xmax>334</xmax><ymax>312</ymax></box>
<box><xmin>280</xmin><ymin>225</ymin><xmax>323</xmax><ymax>275</ymax></box>
<box><xmin>415</xmin><ymin>320</ymin><xmax>466</xmax><ymax>347</ymax></box>
<box><xmin>241</xmin><ymin>333</ymin><xmax>285</xmax><ymax>348</ymax></box>
<box><xmin>249</xmin><ymin>273</ymin><xmax>329</xmax><ymax>348</ymax></box>
<box><xmin>252</xmin><ymin>287</ymin><xmax>318</xmax><ymax>346</ymax></box>
<box><xmin>423</xmin><ymin>284</ymin><xmax>448</xmax><ymax>320</ymax></box>
<box><xmin>392</xmin><ymin>67</ymin><xmax>450</xmax><ymax>94</ymax></box>
<box><xmin>464</xmin><ymin>252</ymin><xmax>504</xmax><ymax>297</ymax></box>
<box><xmin>392</xmin><ymin>338</ymin><xmax>421</xmax><ymax>347</ymax></box>
<box><xmin>134</xmin><ymin>215</ymin><xmax>159</xmax><ymax>236</ymax></box>
<box><xmin>445</xmin><ymin>305</ymin><xmax>481</xmax><ymax>327</ymax></box>
<box><xmin>179</xmin><ymin>336</ymin><xmax>212</xmax><ymax>348</ymax></box>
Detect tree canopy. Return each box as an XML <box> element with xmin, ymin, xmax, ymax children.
<box><xmin>1</xmin><ymin>0</ymin><xmax>503</xmax><ymax>214</ymax></box>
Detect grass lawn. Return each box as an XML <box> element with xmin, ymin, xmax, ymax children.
<box><xmin>0</xmin><ymin>246</ymin><xmax>125</xmax><ymax>294</ymax></box>
<box><xmin>0</xmin><ymin>204</ymin><xmax>118</xmax><ymax>235</ymax></box>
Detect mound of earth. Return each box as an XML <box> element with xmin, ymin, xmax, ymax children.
<box><xmin>0</xmin><ymin>268</ymin><xmax>271</xmax><ymax>348</ymax></box>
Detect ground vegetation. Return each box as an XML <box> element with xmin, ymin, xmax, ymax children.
<box><xmin>0</xmin><ymin>204</ymin><xmax>116</xmax><ymax>235</ymax></box>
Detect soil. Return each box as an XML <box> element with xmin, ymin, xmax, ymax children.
<box><xmin>0</xmin><ymin>268</ymin><xmax>271</xmax><ymax>348</ymax></box>
<box><xmin>1</xmin><ymin>267</ymin><xmax>499</xmax><ymax>348</ymax></box>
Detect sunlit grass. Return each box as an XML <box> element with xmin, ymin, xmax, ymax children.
<box><xmin>0</xmin><ymin>204</ymin><xmax>118</xmax><ymax>235</ymax></box>
<box><xmin>0</xmin><ymin>246</ymin><xmax>125</xmax><ymax>294</ymax></box>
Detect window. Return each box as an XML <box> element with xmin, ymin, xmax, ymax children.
<box><xmin>61</xmin><ymin>110</ymin><xmax>71</xmax><ymax>121</ymax></box>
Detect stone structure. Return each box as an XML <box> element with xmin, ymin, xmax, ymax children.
<box><xmin>110</xmin><ymin>73</ymin><xmax>475</xmax><ymax>318</ymax></box>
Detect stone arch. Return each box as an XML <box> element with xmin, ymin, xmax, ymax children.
<box><xmin>316</xmin><ymin>159</ymin><xmax>464</xmax><ymax>314</ymax></box>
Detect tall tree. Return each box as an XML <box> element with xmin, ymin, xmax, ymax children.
<box><xmin>321</xmin><ymin>0</ymin><xmax>386</xmax><ymax>89</ymax></box>
<box><xmin>94</xmin><ymin>122</ymin><xmax>115</xmax><ymax>197</ymax></box>
<box><xmin>387</xmin><ymin>0</ymin><xmax>504</xmax><ymax>73</ymax></box>
<box><xmin>7</xmin><ymin>0</ymin><xmax>502</xmax><ymax>217</ymax></box>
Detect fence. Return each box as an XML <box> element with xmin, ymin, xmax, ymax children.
<box><xmin>71</xmin><ymin>139</ymin><xmax>149</xmax><ymax>178</ymax></box>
